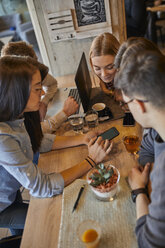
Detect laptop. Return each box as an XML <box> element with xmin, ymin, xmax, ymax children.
<box><xmin>46</xmin><ymin>53</ymin><xmax>124</xmax><ymax>121</ymax></box>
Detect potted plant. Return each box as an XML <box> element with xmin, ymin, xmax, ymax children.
<box><xmin>87</xmin><ymin>163</ymin><xmax>120</xmax><ymax>201</ymax></box>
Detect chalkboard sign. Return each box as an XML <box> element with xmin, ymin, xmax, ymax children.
<box><xmin>73</xmin><ymin>0</ymin><xmax>106</xmax><ymax>27</ymax></box>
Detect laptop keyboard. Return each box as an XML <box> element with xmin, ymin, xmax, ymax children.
<box><xmin>68</xmin><ymin>88</ymin><xmax>81</xmax><ymax>113</ymax></box>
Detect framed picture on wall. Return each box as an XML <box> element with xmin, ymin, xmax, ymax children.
<box><xmin>72</xmin><ymin>0</ymin><xmax>111</xmax><ymax>34</ymax></box>
<box><xmin>44</xmin><ymin>0</ymin><xmax>112</xmax><ymax>42</ymax></box>
<box><xmin>73</xmin><ymin>0</ymin><xmax>106</xmax><ymax>26</ymax></box>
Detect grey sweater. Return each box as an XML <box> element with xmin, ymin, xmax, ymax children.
<box><xmin>136</xmin><ymin>128</ymin><xmax>165</xmax><ymax>247</ymax></box>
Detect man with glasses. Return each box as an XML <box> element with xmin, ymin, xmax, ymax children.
<box><xmin>115</xmin><ymin>51</ymin><xmax>165</xmax><ymax>248</ymax></box>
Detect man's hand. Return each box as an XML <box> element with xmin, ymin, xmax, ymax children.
<box><xmin>128</xmin><ymin>163</ymin><xmax>151</xmax><ymax>190</ymax></box>
<box><xmin>39</xmin><ymin>102</ymin><xmax>48</xmax><ymax>121</ymax></box>
<box><xmin>63</xmin><ymin>96</ymin><xmax>79</xmax><ymax>117</ymax></box>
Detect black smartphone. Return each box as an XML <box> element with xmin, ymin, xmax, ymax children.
<box><xmin>99</xmin><ymin>127</ymin><xmax>120</xmax><ymax>140</ymax></box>
<box><xmin>123</xmin><ymin>112</ymin><xmax>135</xmax><ymax>126</ymax></box>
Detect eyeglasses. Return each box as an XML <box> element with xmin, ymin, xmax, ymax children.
<box><xmin>120</xmin><ymin>99</ymin><xmax>149</xmax><ymax>108</ymax></box>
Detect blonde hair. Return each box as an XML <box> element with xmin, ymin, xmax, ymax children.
<box><xmin>89</xmin><ymin>33</ymin><xmax>120</xmax><ymax>91</ymax></box>
<box><xmin>89</xmin><ymin>32</ymin><xmax>120</xmax><ymax>68</ymax></box>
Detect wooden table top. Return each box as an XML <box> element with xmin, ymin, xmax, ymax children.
<box><xmin>147</xmin><ymin>4</ymin><xmax>165</xmax><ymax>12</ymax></box>
<box><xmin>20</xmin><ymin>117</ymin><xmax>142</xmax><ymax>248</ymax></box>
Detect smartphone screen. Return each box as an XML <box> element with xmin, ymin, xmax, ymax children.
<box><xmin>123</xmin><ymin>112</ymin><xmax>135</xmax><ymax>126</ymax></box>
<box><xmin>99</xmin><ymin>127</ymin><xmax>120</xmax><ymax>140</ymax></box>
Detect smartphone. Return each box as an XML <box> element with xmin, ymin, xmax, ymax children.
<box><xmin>123</xmin><ymin>112</ymin><xmax>135</xmax><ymax>126</ymax></box>
<box><xmin>99</xmin><ymin>127</ymin><xmax>120</xmax><ymax>140</ymax></box>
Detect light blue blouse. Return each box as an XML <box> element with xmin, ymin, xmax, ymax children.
<box><xmin>0</xmin><ymin>119</ymin><xmax>64</xmax><ymax>212</ymax></box>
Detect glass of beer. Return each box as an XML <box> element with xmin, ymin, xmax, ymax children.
<box><xmin>123</xmin><ymin>135</ymin><xmax>140</xmax><ymax>155</ymax></box>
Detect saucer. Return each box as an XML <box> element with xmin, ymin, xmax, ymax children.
<box><xmin>98</xmin><ymin>107</ymin><xmax>113</xmax><ymax>122</ymax></box>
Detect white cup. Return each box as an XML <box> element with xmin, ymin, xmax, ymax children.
<box><xmin>92</xmin><ymin>103</ymin><xmax>106</xmax><ymax>117</ymax></box>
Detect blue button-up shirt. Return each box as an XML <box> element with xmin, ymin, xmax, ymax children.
<box><xmin>0</xmin><ymin>119</ymin><xmax>64</xmax><ymax>212</ymax></box>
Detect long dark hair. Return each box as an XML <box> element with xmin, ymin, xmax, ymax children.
<box><xmin>0</xmin><ymin>57</ymin><xmax>33</xmax><ymax>121</ymax></box>
<box><xmin>0</xmin><ymin>56</ymin><xmax>44</xmax><ymax>153</ymax></box>
<box><xmin>24</xmin><ymin>111</ymin><xmax>43</xmax><ymax>153</ymax></box>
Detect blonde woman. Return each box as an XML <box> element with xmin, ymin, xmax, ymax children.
<box><xmin>89</xmin><ymin>32</ymin><xmax>120</xmax><ymax>96</ymax></box>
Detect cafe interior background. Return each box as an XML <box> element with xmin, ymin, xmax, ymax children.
<box><xmin>0</xmin><ymin>0</ymin><xmax>165</xmax><ymax>240</ymax></box>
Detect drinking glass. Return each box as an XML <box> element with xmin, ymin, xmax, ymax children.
<box><xmin>77</xmin><ymin>220</ymin><xmax>101</xmax><ymax>248</ymax></box>
<box><xmin>85</xmin><ymin>110</ymin><xmax>98</xmax><ymax>129</ymax></box>
<box><xmin>123</xmin><ymin>135</ymin><xmax>140</xmax><ymax>155</ymax></box>
<box><xmin>68</xmin><ymin>115</ymin><xmax>84</xmax><ymax>133</ymax></box>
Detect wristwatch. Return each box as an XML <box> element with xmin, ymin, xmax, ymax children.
<box><xmin>131</xmin><ymin>188</ymin><xmax>148</xmax><ymax>203</ymax></box>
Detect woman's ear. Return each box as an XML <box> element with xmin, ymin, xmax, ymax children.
<box><xmin>134</xmin><ymin>99</ymin><xmax>146</xmax><ymax>113</ymax></box>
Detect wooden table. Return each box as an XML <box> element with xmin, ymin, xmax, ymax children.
<box><xmin>147</xmin><ymin>4</ymin><xmax>165</xmax><ymax>12</ymax></box>
<box><xmin>20</xmin><ymin>117</ymin><xmax>142</xmax><ymax>248</ymax></box>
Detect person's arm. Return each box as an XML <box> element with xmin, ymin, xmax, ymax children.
<box><xmin>40</xmin><ymin>74</ymin><xmax>58</xmax><ymax>121</ymax></box>
<box><xmin>128</xmin><ymin>163</ymin><xmax>150</xmax><ymax>217</ymax></box>
<box><xmin>147</xmin><ymin>162</ymin><xmax>154</xmax><ymax>197</ymax></box>
<box><xmin>139</xmin><ymin>128</ymin><xmax>156</xmax><ymax>166</ymax></box>
<box><xmin>51</xmin><ymin>131</ymin><xmax>100</xmax><ymax>150</ymax></box>
<box><xmin>61</xmin><ymin>136</ymin><xmax>112</xmax><ymax>186</ymax></box>
<box><xmin>1</xmin><ymin>130</ymin><xmax>112</xmax><ymax>197</ymax></box>
<box><xmin>40</xmin><ymin>132</ymin><xmax>112</xmax><ymax>187</ymax></box>
<box><xmin>1</xmin><ymin>135</ymin><xmax>64</xmax><ymax>197</ymax></box>
<box><xmin>61</xmin><ymin>160</ymin><xmax>91</xmax><ymax>186</ymax></box>
<box><xmin>41</xmin><ymin>97</ymin><xmax>79</xmax><ymax>133</ymax></box>
<box><xmin>135</xmin><ymin>154</ymin><xmax>165</xmax><ymax>248</ymax></box>
<box><xmin>41</xmin><ymin>74</ymin><xmax>58</xmax><ymax>105</ymax></box>
<box><xmin>41</xmin><ymin>110</ymin><xmax>68</xmax><ymax>133</ymax></box>
<box><xmin>136</xmin><ymin>194</ymin><xmax>150</xmax><ymax>219</ymax></box>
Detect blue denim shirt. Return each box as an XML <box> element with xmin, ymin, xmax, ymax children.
<box><xmin>0</xmin><ymin>119</ymin><xmax>64</xmax><ymax>212</ymax></box>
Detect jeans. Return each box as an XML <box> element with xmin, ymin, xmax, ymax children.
<box><xmin>0</xmin><ymin>191</ymin><xmax>28</xmax><ymax>235</ymax></box>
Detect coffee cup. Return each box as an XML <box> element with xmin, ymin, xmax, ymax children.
<box><xmin>92</xmin><ymin>103</ymin><xmax>106</xmax><ymax>117</ymax></box>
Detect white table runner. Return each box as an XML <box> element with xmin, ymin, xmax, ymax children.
<box><xmin>58</xmin><ymin>178</ymin><xmax>138</xmax><ymax>248</ymax></box>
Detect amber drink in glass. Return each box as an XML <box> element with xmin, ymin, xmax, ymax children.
<box><xmin>123</xmin><ymin>135</ymin><xmax>140</xmax><ymax>154</ymax></box>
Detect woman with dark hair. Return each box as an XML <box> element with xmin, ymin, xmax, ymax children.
<box><xmin>0</xmin><ymin>56</ymin><xmax>112</xmax><ymax>236</ymax></box>
<box><xmin>1</xmin><ymin>41</ymin><xmax>79</xmax><ymax>132</ymax></box>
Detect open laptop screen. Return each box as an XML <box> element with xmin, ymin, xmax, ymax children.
<box><xmin>75</xmin><ymin>52</ymin><xmax>92</xmax><ymax>113</ymax></box>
